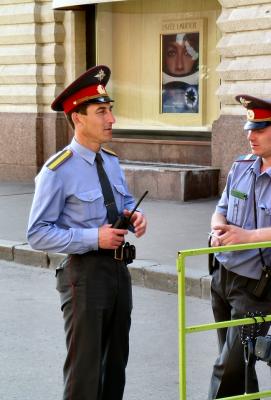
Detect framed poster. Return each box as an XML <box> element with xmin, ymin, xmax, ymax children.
<box><xmin>160</xmin><ymin>20</ymin><xmax>204</xmax><ymax>115</ymax></box>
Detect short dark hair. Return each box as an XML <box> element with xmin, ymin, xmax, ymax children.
<box><xmin>66</xmin><ymin>102</ymin><xmax>91</xmax><ymax>129</ymax></box>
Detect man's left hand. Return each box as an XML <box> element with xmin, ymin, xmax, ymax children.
<box><xmin>212</xmin><ymin>224</ymin><xmax>253</xmax><ymax>245</ymax></box>
<box><xmin>123</xmin><ymin>209</ymin><xmax>147</xmax><ymax>238</ymax></box>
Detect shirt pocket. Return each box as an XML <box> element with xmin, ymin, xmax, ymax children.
<box><xmin>66</xmin><ymin>189</ymin><xmax>103</xmax><ymax>222</ymax></box>
<box><xmin>113</xmin><ymin>184</ymin><xmax>126</xmax><ymax>211</ymax></box>
<box><xmin>227</xmin><ymin>196</ymin><xmax>247</xmax><ymax>226</ymax></box>
<box><xmin>258</xmin><ymin>202</ymin><xmax>271</xmax><ymax>228</ymax></box>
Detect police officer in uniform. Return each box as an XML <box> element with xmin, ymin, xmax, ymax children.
<box><xmin>208</xmin><ymin>94</ymin><xmax>271</xmax><ymax>398</ymax></box>
<box><xmin>27</xmin><ymin>65</ymin><xmax>147</xmax><ymax>400</ymax></box>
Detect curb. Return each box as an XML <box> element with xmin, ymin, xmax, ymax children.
<box><xmin>0</xmin><ymin>240</ymin><xmax>211</xmax><ymax>300</ymax></box>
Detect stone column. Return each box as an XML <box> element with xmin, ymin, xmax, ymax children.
<box><xmin>213</xmin><ymin>0</ymin><xmax>271</xmax><ymax>191</ymax></box>
<box><xmin>0</xmin><ymin>0</ymin><xmax>69</xmax><ymax>180</ymax></box>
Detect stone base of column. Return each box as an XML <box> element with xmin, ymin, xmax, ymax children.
<box><xmin>0</xmin><ymin>112</ymin><xmax>71</xmax><ymax>181</ymax></box>
<box><xmin>212</xmin><ymin>114</ymin><xmax>250</xmax><ymax>193</ymax></box>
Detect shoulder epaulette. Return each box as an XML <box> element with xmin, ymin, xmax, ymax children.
<box><xmin>235</xmin><ymin>154</ymin><xmax>257</xmax><ymax>162</ymax></box>
<box><xmin>46</xmin><ymin>149</ymin><xmax>73</xmax><ymax>171</ymax></box>
<box><xmin>101</xmin><ymin>147</ymin><xmax>118</xmax><ymax>157</ymax></box>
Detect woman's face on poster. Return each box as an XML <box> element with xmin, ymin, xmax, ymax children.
<box><xmin>165</xmin><ymin>41</ymin><xmax>196</xmax><ymax>76</ymax></box>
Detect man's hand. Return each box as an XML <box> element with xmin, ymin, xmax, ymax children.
<box><xmin>209</xmin><ymin>229</ymin><xmax>223</xmax><ymax>247</ymax></box>
<box><xmin>212</xmin><ymin>224</ymin><xmax>254</xmax><ymax>246</ymax></box>
<box><xmin>123</xmin><ymin>209</ymin><xmax>147</xmax><ymax>238</ymax></box>
<box><xmin>98</xmin><ymin>224</ymin><xmax>128</xmax><ymax>249</ymax></box>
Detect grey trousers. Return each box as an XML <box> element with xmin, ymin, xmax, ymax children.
<box><xmin>208</xmin><ymin>264</ymin><xmax>271</xmax><ymax>399</ymax></box>
<box><xmin>56</xmin><ymin>252</ymin><xmax>132</xmax><ymax>400</ymax></box>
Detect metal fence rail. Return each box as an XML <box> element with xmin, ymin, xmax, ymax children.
<box><xmin>177</xmin><ymin>241</ymin><xmax>271</xmax><ymax>400</ymax></box>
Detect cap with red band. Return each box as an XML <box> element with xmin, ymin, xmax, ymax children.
<box><xmin>235</xmin><ymin>94</ymin><xmax>271</xmax><ymax>131</ymax></box>
<box><xmin>51</xmin><ymin>65</ymin><xmax>113</xmax><ymax>114</ymax></box>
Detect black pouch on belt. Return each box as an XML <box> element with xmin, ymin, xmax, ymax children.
<box><xmin>123</xmin><ymin>242</ymin><xmax>136</xmax><ymax>264</ymax></box>
<box><xmin>114</xmin><ymin>242</ymin><xmax>136</xmax><ymax>264</ymax></box>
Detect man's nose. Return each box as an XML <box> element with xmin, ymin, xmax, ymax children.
<box><xmin>107</xmin><ymin>111</ymin><xmax>116</xmax><ymax>124</ymax></box>
<box><xmin>247</xmin><ymin>129</ymin><xmax>256</xmax><ymax>139</ymax></box>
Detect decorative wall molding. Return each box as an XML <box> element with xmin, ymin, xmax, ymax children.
<box><xmin>216</xmin><ymin>0</ymin><xmax>271</xmax><ymax>115</ymax></box>
<box><xmin>0</xmin><ymin>0</ymin><xmax>65</xmax><ymax>113</ymax></box>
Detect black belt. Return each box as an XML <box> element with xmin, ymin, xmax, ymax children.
<box><xmin>95</xmin><ymin>249</ymin><xmax>115</xmax><ymax>256</ymax></box>
<box><xmin>83</xmin><ymin>242</ymin><xmax>136</xmax><ymax>264</ymax></box>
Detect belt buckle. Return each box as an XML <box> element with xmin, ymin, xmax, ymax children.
<box><xmin>114</xmin><ymin>245</ymin><xmax>124</xmax><ymax>261</ymax></box>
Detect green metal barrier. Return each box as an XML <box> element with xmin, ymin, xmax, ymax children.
<box><xmin>177</xmin><ymin>241</ymin><xmax>271</xmax><ymax>400</ymax></box>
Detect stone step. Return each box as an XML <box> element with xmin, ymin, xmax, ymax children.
<box><xmin>121</xmin><ymin>161</ymin><xmax>219</xmax><ymax>202</ymax></box>
<box><xmin>110</xmin><ymin>137</ymin><xmax>211</xmax><ymax>166</ymax></box>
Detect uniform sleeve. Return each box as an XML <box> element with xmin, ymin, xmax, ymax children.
<box><xmin>27</xmin><ymin>168</ymin><xmax>98</xmax><ymax>254</ymax></box>
<box><xmin>215</xmin><ymin>164</ymin><xmax>235</xmax><ymax>216</ymax></box>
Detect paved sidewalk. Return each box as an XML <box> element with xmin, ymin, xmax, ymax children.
<box><xmin>0</xmin><ymin>181</ymin><xmax>218</xmax><ymax>298</ymax></box>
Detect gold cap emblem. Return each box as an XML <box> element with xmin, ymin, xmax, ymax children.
<box><xmin>247</xmin><ymin>109</ymin><xmax>255</xmax><ymax>121</ymax></box>
<box><xmin>97</xmin><ymin>85</ymin><xmax>106</xmax><ymax>95</ymax></box>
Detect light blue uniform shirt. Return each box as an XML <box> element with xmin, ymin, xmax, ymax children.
<box><xmin>215</xmin><ymin>156</ymin><xmax>271</xmax><ymax>279</ymax></box>
<box><xmin>27</xmin><ymin>138</ymin><xmax>136</xmax><ymax>254</ymax></box>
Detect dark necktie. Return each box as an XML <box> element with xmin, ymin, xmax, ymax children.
<box><xmin>95</xmin><ymin>153</ymin><xmax>119</xmax><ymax>224</ymax></box>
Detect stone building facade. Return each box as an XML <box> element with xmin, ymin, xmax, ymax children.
<box><xmin>0</xmin><ymin>0</ymin><xmax>270</xmax><ymax>192</ymax></box>
<box><xmin>0</xmin><ymin>0</ymin><xmax>70</xmax><ymax>179</ymax></box>
<box><xmin>213</xmin><ymin>0</ymin><xmax>271</xmax><ymax>188</ymax></box>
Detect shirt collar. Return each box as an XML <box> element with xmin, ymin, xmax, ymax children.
<box><xmin>250</xmin><ymin>157</ymin><xmax>271</xmax><ymax>178</ymax></box>
<box><xmin>70</xmin><ymin>137</ymin><xmax>101</xmax><ymax>165</ymax></box>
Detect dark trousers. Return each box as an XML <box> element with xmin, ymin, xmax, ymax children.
<box><xmin>208</xmin><ymin>264</ymin><xmax>271</xmax><ymax>399</ymax></box>
<box><xmin>56</xmin><ymin>252</ymin><xmax>132</xmax><ymax>400</ymax></box>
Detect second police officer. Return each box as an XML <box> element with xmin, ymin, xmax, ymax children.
<box><xmin>208</xmin><ymin>94</ymin><xmax>271</xmax><ymax>398</ymax></box>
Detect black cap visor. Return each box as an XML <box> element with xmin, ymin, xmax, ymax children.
<box><xmin>84</xmin><ymin>96</ymin><xmax>114</xmax><ymax>105</ymax></box>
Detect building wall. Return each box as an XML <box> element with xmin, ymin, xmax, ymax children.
<box><xmin>0</xmin><ymin>0</ymin><xmax>69</xmax><ymax>180</ymax></box>
<box><xmin>0</xmin><ymin>0</ymin><xmax>270</xmax><ymax>183</ymax></box>
<box><xmin>213</xmin><ymin>0</ymin><xmax>271</xmax><ymax>190</ymax></box>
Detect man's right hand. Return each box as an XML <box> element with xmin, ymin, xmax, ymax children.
<box><xmin>210</xmin><ymin>229</ymin><xmax>223</xmax><ymax>247</ymax></box>
<box><xmin>98</xmin><ymin>224</ymin><xmax>128</xmax><ymax>249</ymax></box>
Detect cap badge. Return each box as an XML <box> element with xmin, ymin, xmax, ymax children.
<box><xmin>95</xmin><ymin>69</ymin><xmax>106</xmax><ymax>82</ymax></box>
<box><xmin>239</xmin><ymin>97</ymin><xmax>252</xmax><ymax>108</ymax></box>
<box><xmin>97</xmin><ymin>85</ymin><xmax>106</xmax><ymax>94</ymax></box>
<box><xmin>247</xmin><ymin>110</ymin><xmax>255</xmax><ymax>120</ymax></box>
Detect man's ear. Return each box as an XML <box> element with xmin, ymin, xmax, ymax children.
<box><xmin>71</xmin><ymin>112</ymin><xmax>83</xmax><ymax>127</ymax></box>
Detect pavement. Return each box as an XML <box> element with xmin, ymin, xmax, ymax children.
<box><xmin>0</xmin><ymin>181</ymin><xmax>218</xmax><ymax>298</ymax></box>
<box><xmin>2</xmin><ymin>183</ymin><xmax>271</xmax><ymax>399</ymax></box>
<box><xmin>1</xmin><ymin>260</ymin><xmax>270</xmax><ymax>400</ymax></box>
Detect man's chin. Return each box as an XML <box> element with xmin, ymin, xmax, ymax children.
<box><xmin>104</xmin><ymin>130</ymin><xmax>112</xmax><ymax>140</ymax></box>
<box><xmin>251</xmin><ymin>148</ymin><xmax>261</xmax><ymax>156</ymax></box>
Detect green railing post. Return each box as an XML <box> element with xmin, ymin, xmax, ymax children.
<box><xmin>177</xmin><ymin>253</ymin><xmax>187</xmax><ymax>400</ymax></box>
<box><xmin>177</xmin><ymin>241</ymin><xmax>271</xmax><ymax>400</ymax></box>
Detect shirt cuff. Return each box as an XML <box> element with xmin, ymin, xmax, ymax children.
<box><xmin>215</xmin><ymin>206</ymin><xmax>227</xmax><ymax>216</ymax></box>
<box><xmin>76</xmin><ymin>228</ymin><xmax>99</xmax><ymax>252</ymax></box>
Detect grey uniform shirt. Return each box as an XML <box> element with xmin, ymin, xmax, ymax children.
<box><xmin>215</xmin><ymin>155</ymin><xmax>271</xmax><ymax>279</ymax></box>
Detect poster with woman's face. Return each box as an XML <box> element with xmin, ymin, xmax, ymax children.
<box><xmin>161</xmin><ymin>32</ymin><xmax>199</xmax><ymax>114</ymax></box>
